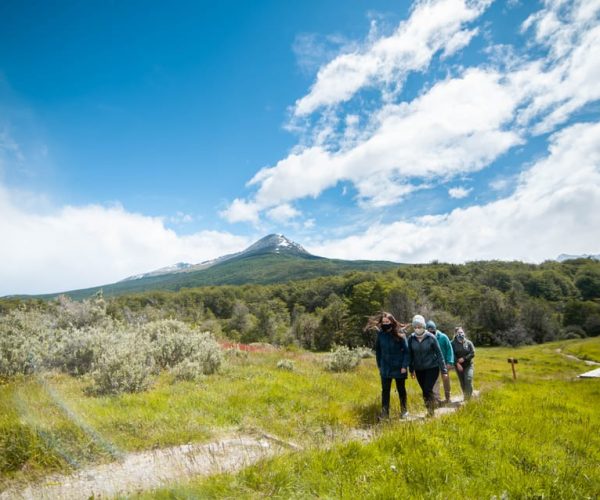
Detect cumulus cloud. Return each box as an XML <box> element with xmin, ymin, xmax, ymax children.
<box><xmin>294</xmin><ymin>0</ymin><xmax>491</xmax><ymax>116</ymax></box>
<box><xmin>448</xmin><ymin>186</ymin><xmax>472</xmax><ymax>199</ymax></box>
<box><xmin>266</xmin><ymin>203</ymin><xmax>301</xmax><ymax>223</ymax></box>
<box><xmin>307</xmin><ymin>121</ymin><xmax>600</xmax><ymax>263</ymax></box>
<box><xmin>0</xmin><ymin>186</ymin><xmax>250</xmax><ymax>295</ymax></box>
<box><xmin>241</xmin><ymin>68</ymin><xmax>522</xmax><ymax>212</ymax></box>
<box><xmin>223</xmin><ymin>0</ymin><xmax>600</xmax><ymax>226</ymax></box>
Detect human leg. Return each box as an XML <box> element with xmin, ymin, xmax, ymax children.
<box><xmin>380</xmin><ymin>377</ymin><xmax>392</xmax><ymax>418</ymax></box>
<box><xmin>464</xmin><ymin>364</ymin><xmax>474</xmax><ymax>400</ymax></box>
<box><xmin>395</xmin><ymin>378</ymin><xmax>408</xmax><ymax>417</ymax></box>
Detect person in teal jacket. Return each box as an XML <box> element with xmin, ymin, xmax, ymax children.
<box><xmin>367</xmin><ymin>312</ymin><xmax>409</xmax><ymax>420</ymax></box>
<box><xmin>426</xmin><ymin>320</ymin><xmax>454</xmax><ymax>405</ymax></box>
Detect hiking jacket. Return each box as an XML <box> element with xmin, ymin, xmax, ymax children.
<box><xmin>407</xmin><ymin>332</ymin><xmax>447</xmax><ymax>373</ymax></box>
<box><xmin>451</xmin><ymin>338</ymin><xmax>475</xmax><ymax>366</ymax></box>
<box><xmin>375</xmin><ymin>330</ymin><xmax>409</xmax><ymax>379</ymax></box>
<box><xmin>435</xmin><ymin>330</ymin><xmax>455</xmax><ymax>365</ymax></box>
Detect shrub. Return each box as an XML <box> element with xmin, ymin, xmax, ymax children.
<box><xmin>170</xmin><ymin>359</ymin><xmax>206</xmax><ymax>382</ymax></box>
<box><xmin>325</xmin><ymin>345</ymin><xmax>361</xmax><ymax>372</ymax></box>
<box><xmin>54</xmin><ymin>293</ymin><xmax>109</xmax><ymax>329</ymax></box>
<box><xmin>54</xmin><ymin>326</ymin><xmax>104</xmax><ymax>376</ymax></box>
<box><xmin>89</xmin><ymin>328</ymin><xmax>156</xmax><ymax>395</ymax></box>
<box><xmin>355</xmin><ymin>347</ymin><xmax>375</xmax><ymax>359</ymax></box>
<box><xmin>0</xmin><ymin>310</ymin><xmax>55</xmax><ymax>376</ymax></box>
<box><xmin>143</xmin><ymin>319</ymin><xmax>197</xmax><ymax>368</ymax></box>
<box><xmin>187</xmin><ymin>331</ymin><xmax>223</xmax><ymax>375</ymax></box>
<box><xmin>276</xmin><ymin>359</ymin><xmax>295</xmax><ymax>371</ymax></box>
<box><xmin>561</xmin><ymin>325</ymin><xmax>586</xmax><ymax>339</ymax></box>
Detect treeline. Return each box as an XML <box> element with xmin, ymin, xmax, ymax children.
<box><xmin>3</xmin><ymin>258</ymin><xmax>600</xmax><ymax>349</ymax></box>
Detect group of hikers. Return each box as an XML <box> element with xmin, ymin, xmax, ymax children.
<box><xmin>366</xmin><ymin>312</ymin><xmax>475</xmax><ymax>419</ymax></box>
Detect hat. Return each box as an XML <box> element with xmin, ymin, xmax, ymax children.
<box><xmin>426</xmin><ymin>320</ymin><xmax>436</xmax><ymax>330</ymax></box>
<box><xmin>412</xmin><ymin>314</ymin><xmax>426</xmax><ymax>328</ymax></box>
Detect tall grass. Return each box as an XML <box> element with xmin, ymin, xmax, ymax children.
<box><xmin>1</xmin><ymin>338</ymin><xmax>599</xmax><ymax>497</ymax></box>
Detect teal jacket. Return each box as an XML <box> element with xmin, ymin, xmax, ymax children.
<box><xmin>435</xmin><ymin>330</ymin><xmax>454</xmax><ymax>365</ymax></box>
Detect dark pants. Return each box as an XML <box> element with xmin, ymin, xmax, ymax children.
<box><xmin>381</xmin><ymin>377</ymin><xmax>407</xmax><ymax>411</ymax></box>
<box><xmin>415</xmin><ymin>367</ymin><xmax>440</xmax><ymax>415</ymax></box>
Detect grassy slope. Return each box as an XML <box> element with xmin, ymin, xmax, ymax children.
<box><xmin>1</xmin><ymin>338</ymin><xmax>599</xmax><ymax>497</ymax></box>
<box><xmin>32</xmin><ymin>254</ymin><xmax>399</xmax><ymax>300</ymax></box>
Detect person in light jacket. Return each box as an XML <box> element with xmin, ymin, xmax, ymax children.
<box><xmin>451</xmin><ymin>327</ymin><xmax>475</xmax><ymax>400</ymax></box>
<box><xmin>366</xmin><ymin>312</ymin><xmax>409</xmax><ymax>420</ymax></box>
<box><xmin>426</xmin><ymin>320</ymin><xmax>454</xmax><ymax>406</ymax></box>
<box><xmin>407</xmin><ymin>314</ymin><xmax>448</xmax><ymax>416</ymax></box>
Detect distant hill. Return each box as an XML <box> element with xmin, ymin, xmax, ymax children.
<box><xmin>29</xmin><ymin>234</ymin><xmax>400</xmax><ymax>300</ymax></box>
<box><xmin>556</xmin><ymin>253</ymin><xmax>600</xmax><ymax>262</ymax></box>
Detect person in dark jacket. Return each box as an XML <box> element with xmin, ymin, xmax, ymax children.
<box><xmin>367</xmin><ymin>312</ymin><xmax>409</xmax><ymax>420</ymax></box>
<box><xmin>407</xmin><ymin>314</ymin><xmax>448</xmax><ymax>416</ymax></box>
<box><xmin>451</xmin><ymin>327</ymin><xmax>475</xmax><ymax>400</ymax></box>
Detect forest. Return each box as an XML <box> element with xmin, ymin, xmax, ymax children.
<box><xmin>3</xmin><ymin>257</ymin><xmax>599</xmax><ymax>350</ymax></box>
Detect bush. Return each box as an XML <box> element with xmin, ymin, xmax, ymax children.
<box><xmin>54</xmin><ymin>326</ymin><xmax>104</xmax><ymax>376</ymax></box>
<box><xmin>355</xmin><ymin>347</ymin><xmax>375</xmax><ymax>359</ymax></box>
<box><xmin>561</xmin><ymin>325</ymin><xmax>586</xmax><ymax>339</ymax></box>
<box><xmin>171</xmin><ymin>359</ymin><xmax>206</xmax><ymax>382</ymax></box>
<box><xmin>89</xmin><ymin>328</ymin><xmax>156</xmax><ymax>395</ymax></box>
<box><xmin>143</xmin><ymin>319</ymin><xmax>197</xmax><ymax>368</ymax></box>
<box><xmin>276</xmin><ymin>359</ymin><xmax>295</xmax><ymax>371</ymax></box>
<box><xmin>0</xmin><ymin>310</ymin><xmax>55</xmax><ymax>376</ymax></box>
<box><xmin>187</xmin><ymin>331</ymin><xmax>223</xmax><ymax>375</ymax></box>
<box><xmin>325</xmin><ymin>345</ymin><xmax>361</xmax><ymax>372</ymax></box>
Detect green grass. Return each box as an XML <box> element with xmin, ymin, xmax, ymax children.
<box><xmin>557</xmin><ymin>337</ymin><xmax>600</xmax><ymax>363</ymax></box>
<box><xmin>1</xmin><ymin>337</ymin><xmax>599</xmax><ymax>497</ymax></box>
<box><xmin>137</xmin><ymin>380</ymin><xmax>599</xmax><ymax>499</ymax></box>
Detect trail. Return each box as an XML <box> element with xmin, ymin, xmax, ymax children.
<box><xmin>555</xmin><ymin>348</ymin><xmax>600</xmax><ymax>370</ymax></box>
<box><xmin>1</xmin><ymin>393</ymin><xmax>476</xmax><ymax>499</ymax></box>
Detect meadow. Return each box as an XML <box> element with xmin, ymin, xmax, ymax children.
<box><xmin>1</xmin><ymin>337</ymin><xmax>599</xmax><ymax>498</ymax></box>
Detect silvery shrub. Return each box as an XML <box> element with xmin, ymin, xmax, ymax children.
<box><xmin>325</xmin><ymin>345</ymin><xmax>361</xmax><ymax>372</ymax></box>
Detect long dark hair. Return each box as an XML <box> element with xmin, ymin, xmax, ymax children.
<box><xmin>364</xmin><ymin>311</ymin><xmax>407</xmax><ymax>340</ymax></box>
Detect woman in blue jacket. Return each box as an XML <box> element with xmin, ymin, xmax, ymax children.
<box><xmin>367</xmin><ymin>312</ymin><xmax>409</xmax><ymax>420</ymax></box>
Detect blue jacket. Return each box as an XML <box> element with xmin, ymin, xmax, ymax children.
<box><xmin>375</xmin><ymin>330</ymin><xmax>409</xmax><ymax>379</ymax></box>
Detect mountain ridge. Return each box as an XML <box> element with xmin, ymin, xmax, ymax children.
<box><xmin>18</xmin><ymin>234</ymin><xmax>400</xmax><ymax>300</ymax></box>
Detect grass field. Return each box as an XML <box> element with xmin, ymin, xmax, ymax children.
<box><xmin>1</xmin><ymin>338</ymin><xmax>599</xmax><ymax>498</ymax></box>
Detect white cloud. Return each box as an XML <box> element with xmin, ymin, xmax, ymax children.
<box><xmin>516</xmin><ymin>0</ymin><xmax>600</xmax><ymax>133</ymax></box>
<box><xmin>233</xmin><ymin>68</ymin><xmax>522</xmax><ymax>214</ymax></box>
<box><xmin>219</xmin><ymin>198</ymin><xmax>261</xmax><ymax>224</ymax></box>
<box><xmin>448</xmin><ymin>186</ymin><xmax>472</xmax><ymax>198</ymax></box>
<box><xmin>266</xmin><ymin>203</ymin><xmax>301</xmax><ymax>223</ymax></box>
<box><xmin>224</xmin><ymin>0</ymin><xmax>600</xmax><ymax>224</ymax></box>
<box><xmin>0</xmin><ymin>186</ymin><xmax>250</xmax><ymax>295</ymax></box>
<box><xmin>294</xmin><ymin>0</ymin><xmax>491</xmax><ymax>116</ymax></box>
<box><xmin>307</xmin><ymin>121</ymin><xmax>600</xmax><ymax>263</ymax></box>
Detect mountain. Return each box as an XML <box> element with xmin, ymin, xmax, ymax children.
<box><xmin>120</xmin><ymin>234</ymin><xmax>311</xmax><ymax>282</ymax></box>
<box><xmin>28</xmin><ymin>234</ymin><xmax>400</xmax><ymax>300</ymax></box>
<box><xmin>556</xmin><ymin>253</ymin><xmax>600</xmax><ymax>262</ymax></box>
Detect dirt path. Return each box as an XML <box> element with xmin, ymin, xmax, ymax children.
<box><xmin>555</xmin><ymin>348</ymin><xmax>600</xmax><ymax>366</ymax></box>
<box><xmin>2</xmin><ymin>394</ymin><xmax>476</xmax><ymax>499</ymax></box>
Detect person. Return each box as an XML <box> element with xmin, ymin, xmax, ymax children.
<box><xmin>367</xmin><ymin>312</ymin><xmax>409</xmax><ymax>420</ymax></box>
<box><xmin>407</xmin><ymin>314</ymin><xmax>448</xmax><ymax>416</ymax></box>
<box><xmin>426</xmin><ymin>320</ymin><xmax>454</xmax><ymax>406</ymax></box>
<box><xmin>451</xmin><ymin>327</ymin><xmax>475</xmax><ymax>401</ymax></box>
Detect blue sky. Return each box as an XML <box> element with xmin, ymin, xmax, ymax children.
<box><xmin>1</xmin><ymin>0</ymin><xmax>599</xmax><ymax>295</ymax></box>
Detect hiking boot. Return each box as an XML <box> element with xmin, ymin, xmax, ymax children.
<box><xmin>378</xmin><ymin>407</ymin><xmax>390</xmax><ymax>421</ymax></box>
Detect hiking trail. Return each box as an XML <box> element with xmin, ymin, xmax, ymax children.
<box><xmin>1</xmin><ymin>393</ymin><xmax>477</xmax><ymax>499</ymax></box>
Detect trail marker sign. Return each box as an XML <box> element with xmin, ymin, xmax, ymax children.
<box><xmin>507</xmin><ymin>358</ymin><xmax>519</xmax><ymax>380</ymax></box>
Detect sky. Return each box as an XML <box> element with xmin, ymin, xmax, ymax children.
<box><xmin>1</xmin><ymin>0</ymin><xmax>599</xmax><ymax>295</ymax></box>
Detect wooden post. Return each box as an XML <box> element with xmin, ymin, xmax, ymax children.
<box><xmin>507</xmin><ymin>358</ymin><xmax>519</xmax><ymax>380</ymax></box>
